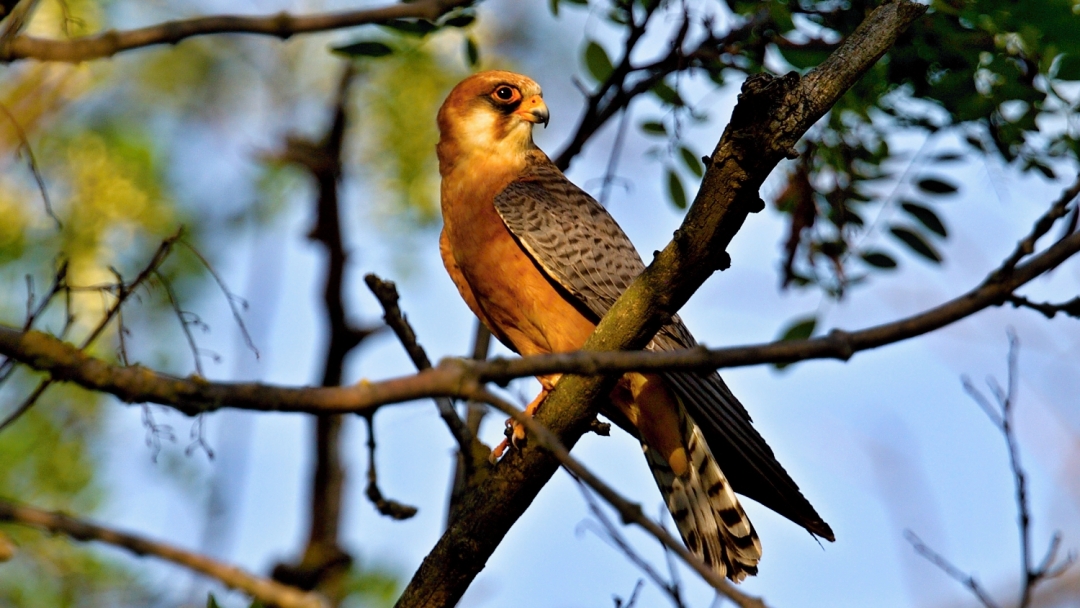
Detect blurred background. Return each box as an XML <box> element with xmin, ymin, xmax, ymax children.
<box><xmin>0</xmin><ymin>0</ymin><xmax>1078</xmax><ymax>606</ymax></box>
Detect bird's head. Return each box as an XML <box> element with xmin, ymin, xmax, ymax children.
<box><xmin>437</xmin><ymin>71</ymin><xmax>549</xmax><ymax>170</ymax></box>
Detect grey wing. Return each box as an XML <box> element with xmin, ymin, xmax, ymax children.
<box><xmin>494</xmin><ymin>162</ymin><xmax>644</xmax><ymax>318</ymax></box>
<box><xmin>494</xmin><ymin>161</ymin><xmax>833</xmax><ymax>540</ymax></box>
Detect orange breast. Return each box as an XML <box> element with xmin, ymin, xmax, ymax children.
<box><xmin>440</xmin><ymin>159</ymin><xmax>596</xmax><ymax>358</ymax></box>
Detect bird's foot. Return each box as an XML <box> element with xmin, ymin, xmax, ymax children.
<box><xmin>487</xmin><ymin>414</ymin><xmax>529</xmax><ymax>464</ymax></box>
<box><xmin>487</xmin><ymin>385</ymin><xmax>551</xmax><ymax>463</ymax></box>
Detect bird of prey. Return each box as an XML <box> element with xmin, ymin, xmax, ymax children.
<box><xmin>436</xmin><ymin>70</ymin><xmax>833</xmax><ymax>581</ymax></box>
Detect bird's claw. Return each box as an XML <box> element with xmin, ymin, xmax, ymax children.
<box><xmin>488</xmin><ymin>416</ymin><xmax>529</xmax><ymax>463</ymax></box>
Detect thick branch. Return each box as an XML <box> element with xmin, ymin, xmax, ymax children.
<box><xmin>0</xmin><ymin>0</ymin><xmax>471</xmax><ymax>63</ymax></box>
<box><xmin>0</xmin><ymin>325</ymin><xmax>484</xmax><ymax>415</ymax></box>
<box><xmin>0</xmin><ymin>499</ymin><xmax>328</xmax><ymax>608</ymax></box>
<box><xmin>396</xmin><ymin>2</ymin><xmax>928</xmax><ymax>606</ymax></box>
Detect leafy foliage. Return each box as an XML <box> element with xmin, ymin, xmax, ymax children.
<box><xmin>761</xmin><ymin>0</ymin><xmax>1080</xmax><ymax>295</ymax></box>
<box><xmin>556</xmin><ymin>0</ymin><xmax>1079</xmax><ymax>297</ymax></box>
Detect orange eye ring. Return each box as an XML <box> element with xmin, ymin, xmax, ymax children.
<box><xmin>491</xmin><ymin>85</ymin><xmax>521</xmax><ymax>104</ymax></box>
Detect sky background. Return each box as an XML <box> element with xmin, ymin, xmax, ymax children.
<box><xmin>32</xmin><ymin>0</ymin><xmax>1080</xmax><ymax>606</ymax></box>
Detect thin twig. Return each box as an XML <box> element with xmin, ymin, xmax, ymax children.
<box><xmin>905</xmin><ymin>530</ymin><xmax>1002</xmax><ymax>608</ymax></box>
<box><xmin>1006</xmin><ymin>294</ymin><xmax>1080</xmax><ymax>319</ymax></box>
<box><xmin>0</xmin><ymin>499</ymin><xmax>328</xmax><ymax>608</ymax></box>
<box><xmin>0</xmin><ymin>232</ymin><xmax>180</xmax><ymax>432</ymax></box>
<box><xmin>615</xmin><ymin>579</ymin><xmax>645</xmax><ymax>608</ymax></box>
<box><xmin>178</xmin><ymin>240</ymin><xmax>260</xmax><ymax>360</ymax></box>
<box><xmin>966</xmin><ymin>332</ymin><xmax>1038</xmax><ymax>607</ymax></box>
<box><xmin>1</xmin><ymin>0</ymin><xmax>473</xmax><ymax>62</ymax></box>
<box><xmin>363</xmin><ymin>274</ymin><xmax>473</xmax><ymax>458</ymax></box>
<box><xmin>0</xmin><ymin>261</ymin><xmax>67</xmax><ymax>384</ymax></box>
<box><xmin>362</xmin><ymin>414</ymin><xmax>418</xmax><ymax>520</ymax></box>
<box><xmin>918</xmin><ymin>333</ymin><xmax>1074</xmax><ymax>608</ymax></box>
<box><xmin>992</xmin><ymin>173</ymin><xmax>1080</xmax><ymax>280</ymax></box>
<box><xmin>0</xmin><ymin>99</ymin><xmax>59</xmax><ymax>227</ymax></box>
<box><xmin>140</xmin><ymin>404</ymin><xmax>176</xmax><ymax>463</ymax></box>
<box><xmin>577</xmin><ymin>487</ymin><xmax>687</xmax><ymax>608</ymax></box>
<box><xmin>154</xmin><ymin>269</ymin><xmax>207</xmax><ymax>377</ymax></box>
<box><xmin>184</xmin><ymin>412</ymin><xmax>215</xmax><ymax>460</ymax></box>
<box><xmin>448</xmin><ymin>320</ymin><xmax>492</xmax><ymax>524</ymax></box>
<box><xmin>598</xmin><ymin>106</ymin><xmax>632</xmax><ymax>207</ymax></box>
<box><xmin>553</xmin><ymin>6</ymin><xmax>768</xmax><ymax>171</ymax></box>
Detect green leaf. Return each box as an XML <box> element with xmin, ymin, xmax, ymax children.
<box><xmin>464</xmin><ymin>36</ymin><xmax>479</xmax><ymax>68</ymax></box>
<box><xmin>916</xmin><ymin>177</ymin><xmax>959</xmax><ymax>195</ymax></box>
<box><xmin>778</xmin><ymin>316</ymin><xmax>816</xmax><ymax>341</ymax></box>
<box><xmin>774</xmin><ymin>316</ymin><xmax>817</xmax><ymax>370</ymax></box>
<box><xmin>332</xmin><ymin>40</ymin><xmax>394</xmax><ymax>58</ymax></box>
<box><xmin>1024</xmin><ymin>158</ymin><xmax>1056</xmax><ymax>179</ymax></box>
<box><xmin>678</xmin><ymin>146</ymin><xmax>703</xmax><ymax>178</ymax></box>
<box><xmin>248</xmin><ymin>601</ymin><xmax>266</xmax><ymax>608</ymax></box>
<box><xmin>1054</xmin><ymin>53</ymin><xmax>1080</xmax><ymax>81</ymax></box>
<box><xmin>651</xmin><ymin>81</ymin><xmax>682</xmax><ymax>106</ymax></box>
<box><xmin>639</xmin><ymin>120</ymin><xmax>666</xmax><ymax>136</ymax></box>
<box><xmin>207</xmin><ymin>594</ymin><xmax>222</xmax><ymax>608</ymax></box>
<box><xmin>900</xmin><ymin>201</ymin><xmax>948</xmax><ymax>237</ymax></box>
<box><xmin>889</xmin><ymin>226</ymin><xmax>942</xmax><ymax>263</ymax></box>
<box><xmin>584</xmin><ymin>40</ymin><xmax>614</xmax><ymax>82</ymax></box>
<box><xmin>860</xmin><ymin>250</ymin><xmax>898</xmax><ymax>269</ymax></box>
<box><xmin>667</xmin><ymin>169</ymin><xmax>687</xmax><ymax>209</ymax></box>
<box><xmin>379</xmin><ymin>19</ymin><xmax>438</xmax><ymax>37</ymax></box>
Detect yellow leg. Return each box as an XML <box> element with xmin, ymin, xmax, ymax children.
<box><xmin>489</xmin><ymin>375</ymin><xmax>559</xmax><ymax>463</ymax></box>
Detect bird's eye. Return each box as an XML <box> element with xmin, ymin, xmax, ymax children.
<box><xmin>491</xmin><ymin>86</ymin><xmax>520</xmax><ymax>103</ymax></box>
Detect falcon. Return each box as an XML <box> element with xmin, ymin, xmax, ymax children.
<box><xmin>436</xmin><ymin>70</ymin><xmax>833</xmax><ymax>581</ymax></box>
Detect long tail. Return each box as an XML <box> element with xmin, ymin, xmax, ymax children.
<box><xmin>643</xmin><ymin>405</ymin><xmax>762</xmax><ymax>582</ymax></box>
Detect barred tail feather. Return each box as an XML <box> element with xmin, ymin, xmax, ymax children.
<box><xmin>643</xmin><ymin>408</ymin><xmax>762</xmax><ymax>582</ymax></box>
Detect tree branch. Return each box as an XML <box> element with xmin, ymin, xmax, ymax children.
<box><xmin>271</xmin><ymin>64</ymin><xmax>377</xmax><ymax>596</ymax></box>
<box><xmin>363</xmin><ymin>274</ymin><xmax>475</xmax><ymax>458</ymax></box>
<box><xmin>0</xmin><ymin>499</ymin><xmax>328</xmax><ymax>608</ymax></box>
<box><xmin>0</xmin><ymin>0</ymin><xmax>473</xmax><ymax>63</ymax></box>
<box><xmin>363</xmin><ymin>414</ymin><xmax>419</xmax><ymax>520</ymax></box>
<box><xmin>0</xmin><ymin>216</ymin><xmax>1076</xmax><ymax>421</ymax></box>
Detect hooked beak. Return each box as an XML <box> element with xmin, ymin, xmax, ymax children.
<box><xmin>514</xmin><ymin>95</ymin><xmax>549</xmax><ymax>128</ymax></box>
